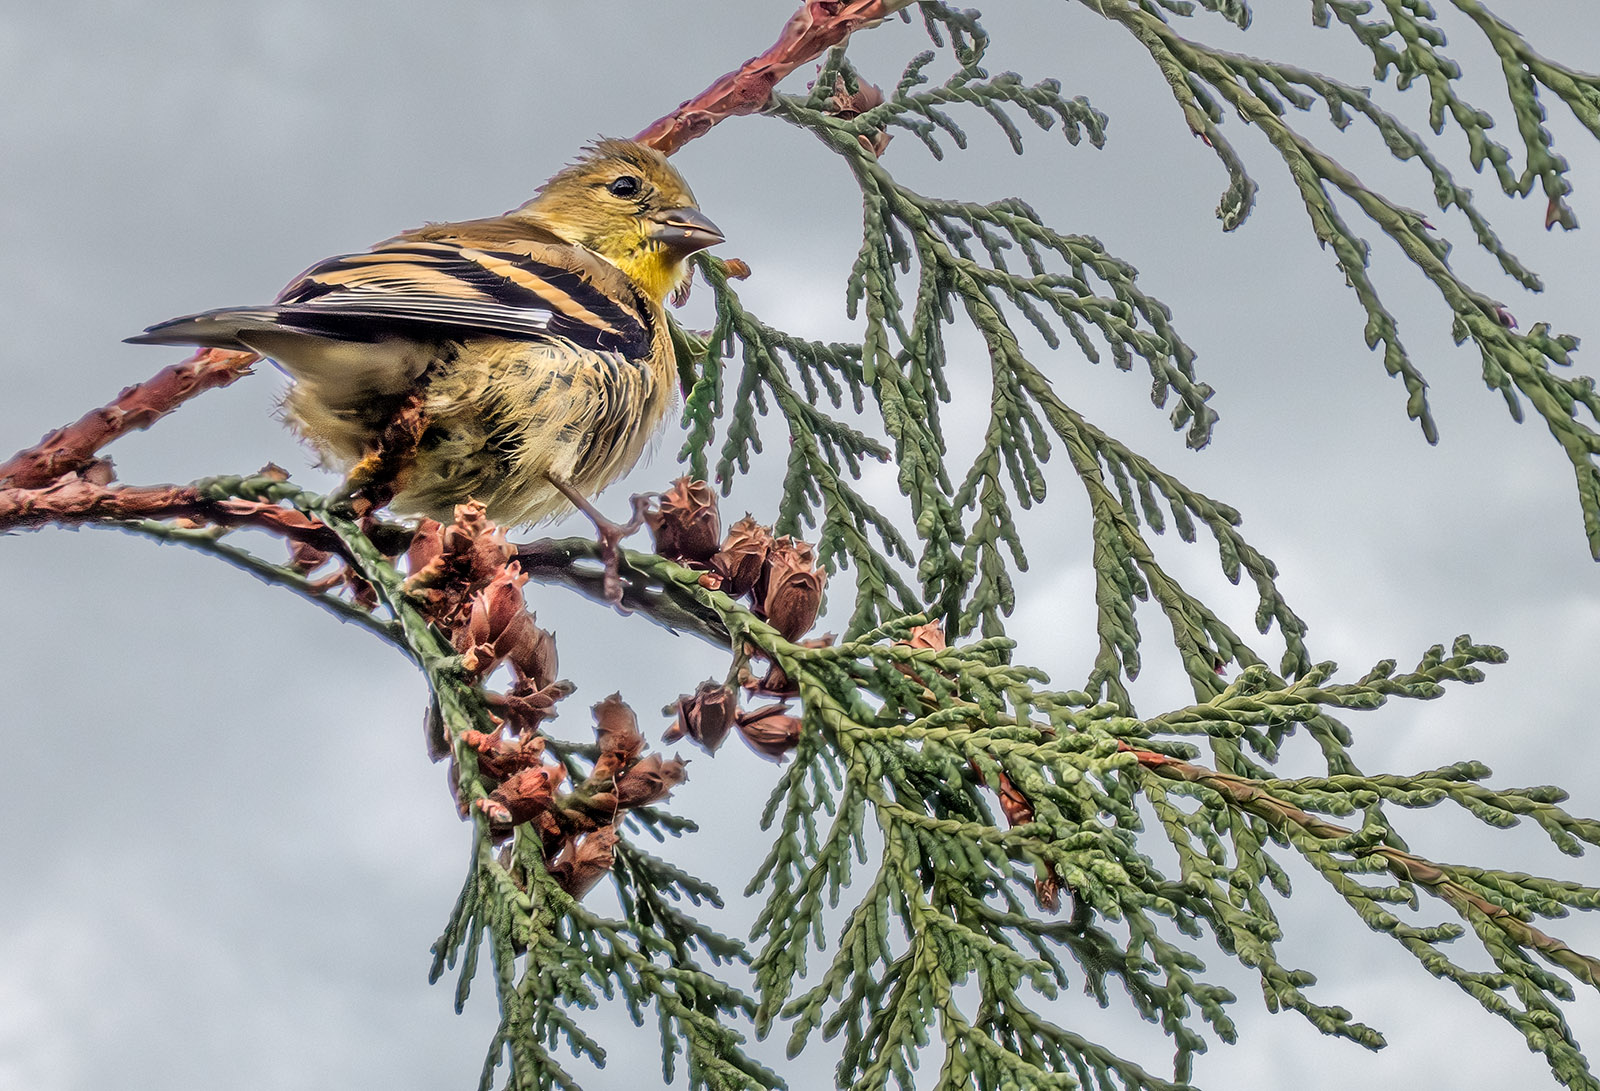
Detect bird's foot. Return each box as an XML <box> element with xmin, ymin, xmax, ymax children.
<box><xmin>546</xmin><ymin>476</ymin><xmax>654</xmax><ymax>607</ymax></box>
<box><xmin>330</xmin><ymin>452</ymin><xmax>386</xmax><ymax>518</ymax></box>
<box><xmin>332</xmin><ymin>388</ymin><xmax>428</xmax><ymax>518</ymax></box>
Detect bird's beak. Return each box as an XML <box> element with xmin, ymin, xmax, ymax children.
<box><xmin>648</xmin><ymin>207</ymin><xmax>724</xmax><ymax>256</ymax></box>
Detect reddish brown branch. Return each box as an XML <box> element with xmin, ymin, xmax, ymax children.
<box><xmin>0</xmin><ymin>475</ymin><xmax>345</xmax><ymax>554</ymax></box>
<box><xmin>0</xmin><ymin>348</ymin><xmax>258</xmax><ymax>490</ymax></box>
<box><xmin>635</xmin><ymin>0</ymin><xmax>914</xmax><ymax>154</ymax></box>
<box><xmin>1122</xmin><ymin>742</ymin><xmax>1600</xmax><ymax>985</ymax></box>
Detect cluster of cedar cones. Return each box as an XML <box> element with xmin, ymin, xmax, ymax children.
<box><xmin>336</xmin><ymin>501</ymin><xmax>684</xmax><ymax>900</ymax></box>
<box><xmin>0</xmin><ymin>336</ymin><xmax>1049</xmax><ymax>905</ymax></box>
<box><xmin>644</xmin><ymin>477</ymin><xmax>832</xmax><ymax>759</ymax></box>
<box><xmin>294</xmin><ymin>478</ymin><xmax>834</xmax><ymax>900</ymax></box>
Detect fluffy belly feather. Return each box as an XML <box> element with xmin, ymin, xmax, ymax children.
<box><xmin>281</xmin><ymin>336</ymin><xmax>670</xmax><ymax>526</ymax></box>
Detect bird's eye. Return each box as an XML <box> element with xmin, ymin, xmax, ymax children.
<box><xmin>607</xmin><ymin>175</ymin><xmax>642</xmax><ymax>198</ymax></box>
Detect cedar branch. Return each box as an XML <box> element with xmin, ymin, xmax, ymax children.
<box><xmin>516</xmin><ymin>536</ymin><xmax>734</xmax><ymax>645</ymax></box>
<box><xmin>0</xmin><ymin>475</ymin><xmax>346</xmax><ymax>555</ymax></box>
<box><xmin>0</xmin><ymin>348</ymin><xmax>258</xmax><ymax>490</ymax></box>
<box><xmin>1125</xmin><ymin>743</ymin><xmax>1600</xmax><ymax>988</ymax></box>
<box><xmin>635</xmin><ymin>0</ymin><xmax>916</xmax><ymax>154</ymax></box>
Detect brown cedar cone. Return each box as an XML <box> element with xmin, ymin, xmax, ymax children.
<box><xmin>740</xmin><ymin>634</ymin><xmax>833</xmax><ymax>700</ymax></box>
<box><xmin>994</xmin><ymin>771</ymin><xmax>1035</xmax><ymax>827</ymax></box>
<box><xmin>461</xmin><ymin>728</ymin><xmax>548</xmax><ymax>781</ymax></box>
<box><xmin>1035</xmin><ymin>873</ymin><xmax>1062</xmax><ymax>914</ymax></box>
<box><xmin>901</xmin><ymin>621</ymin><xmax>946</xmax><ymax>652</ymax></box>
<box><xmin>443</xmin><ymin>503</ymin><xmax>514</xmax><ymax>573</ymax></box>
<box><xmin>292</xmin><ymin>547</ymin><xmax>377</xmax><ymax>610</ymax></box>
<box><xmin>644</xmin><ymin>477</ymin><xmax>721</xmax><ymax>564</ymax></box>
<box><xmin>828</xmin><ymin>74</ymin><xmax>885</xmax><ymax>117</ymax></box>
<box><xmin>477</xmin><ymin>762</ymin><xmax>566</xmax><ymax>827</ymax></box>
<box><xmin>406</xmin><ymin>518</ymin><xmax>445</xmax><ymax>578</ymax></box>
<box><xmin>967</xmin><ymin>758</ymin><xmax>1036</xmax><ymax>827</ymax></box>
<box><xmin>549</xmin><ymin>826</ymin><xmax>620</xmax><ymax>899</ymax></box>
<box><xmin>741</xmin><ymin>662</ymin><xmax>798</xmax><ymax>700</ymax></box>
<box><xmin>589</xmin><ymin>693</ymin><xmax>646</xmax><ymax>783</ymax></box>
<box><xmin>613</xmin><ymin>753</ymin><xmax>689</xmax><ymax>808</ymax></box>
<box><xmin>519</xmin><ymin>622</ymin><xmax>558</xmax><ymax>691</ymax></box>
<box><xmin>486</xmin><ymin>679</ymin><xmax>574</xmax><ymax>735</ymax></box>
<box><xmin>711</xmin><ymin>515</ymin><xmax>772</xmax><ymax>599</ymax></box>
<box><xmin>760</xmin><ymin>537</ymin><xmax>826</xmax><ymax>641</ymax></box>
<box><xmin>662</xmin><ymin>680</ymin><xmax>737</xmax><ymax>753</ymax></box>
<box><xmin>982</xmin><ymin>762</ymin><xmax>1063</xmax><ymax>914</ymax></box>
<box><xmin>893</xmin><ymin>619</ymin><xmax>947</xmax><ymax>685</ymax></box>
<box><xmin>346</xmin><ymin>571</ymin><xmax>380</xmax><ymax>611</ymax></box>
<box><xmin>735</xmin><ymin>703</ymin><xmax>804</xmax><ymax>761</ymax></box>
<box><xmin>455</xmin><ymin>568</ymin><xmax>545</xmax><ymax>678</ymax></box>
<box><xmin>288</xmin><ymin>540</ymin><xmax>335</xmax><ymax>575</ymax></box>
<box><xmin>404</xmin><ymin>503</ymin><xmax>515</xmax><ymax>615</ymax></box>
<box><xmin>826</xmin><ymin>74</ymin><xmax>892</xmax><ymax>157</ymax></box>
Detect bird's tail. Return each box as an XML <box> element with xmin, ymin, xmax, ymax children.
<box><xmin>127</xmin><ymin>305</ymin><xmax>435</xmax><ymax>410</ymax></box>
<box><xmin>124</xmin><ymin>307</ymin><xmax>286</xmax><ymax>350</ymax></box>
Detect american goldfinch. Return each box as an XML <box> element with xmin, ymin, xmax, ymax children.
<box><xmin>128</xmin><ymin>139</ymin><xmax>722</xmax><ymax>527</ymax></box>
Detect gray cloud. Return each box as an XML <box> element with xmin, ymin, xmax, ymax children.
<box><xmin>2</xmin><ymin>2</ymin><xmax>1597</xmax><ymax>1089</ymax></box>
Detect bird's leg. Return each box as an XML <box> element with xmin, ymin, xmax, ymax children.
<box><xmin>332</xmin><ymin>389</ymin><xmax>428</xmax><ymax>517</ymax></box>
<box><xmin>545</xmin><ymin>474</ymin><xmax>654</xmax><ymax>606</ymax></box>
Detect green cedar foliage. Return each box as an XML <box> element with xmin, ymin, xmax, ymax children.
<box><xmin>94</xmin><ymin>4</ymin><xmax>1600</xmax><ymax>1091</ymax></box>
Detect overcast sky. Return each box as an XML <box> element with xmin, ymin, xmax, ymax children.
<box><xmin>2</xmin><ymin>3</ymin><xmax>1598</xmax><ymax>1090</ymax></box>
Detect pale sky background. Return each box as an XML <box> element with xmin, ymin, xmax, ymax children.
<box><xmin>2</xmin><ymin>3</ymin><xmax>1598</xmax><ymax>1090</ymax></box>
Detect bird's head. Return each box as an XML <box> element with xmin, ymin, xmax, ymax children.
<box><xmin>511</xmin><ymin>138</ymin><xmax>723</xmax><ymax>304</ymax></box>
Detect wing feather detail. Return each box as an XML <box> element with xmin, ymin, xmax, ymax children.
<box><xmin>272</xmin><ymin>235</ymin><xmax>653</xmax><ymax>357</ymax></box>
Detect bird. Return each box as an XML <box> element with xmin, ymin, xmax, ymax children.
<box><xmin>128</xmin><ymin>138</ymin><xmax>723</xmax><ymax>533</ymax></box>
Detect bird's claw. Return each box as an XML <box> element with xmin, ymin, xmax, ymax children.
<box><xmin>547</xmin><ymin>478</ymin><xmax>655</xmax><ymax>608</ymax></box>
<box><xmin>331</xmin><ymin>452</ymin><xmax>390</xmax><ymax>519</ymax></box>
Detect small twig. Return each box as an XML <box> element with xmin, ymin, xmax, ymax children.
<box><xmin>544</xmin><ymin>477</ymin><xmax>655</xmax><ymax>605</ymax></box>
<box><xmin>117</xmin><ymin>518</ymin><xmax>410</xmax><ymax>653</ymax></box>
<box><xmin>0</xmin><ymin>476</ymin><xmax>348</xmax><ymax>556</ymax></box>
<box><xmin>0</xmin><ymin>349</ymin><xmax>257</xmax><ymax>489</ymax></box>
<box><xmin>1123</xmin><ymin>742</ymin><xmax>1600</xmax><ymax>986</ymax></box>
<box><xmin>635</xmin><ymin>0</ymin><xmax>917</xmax><ymax>154</ymax></box>
<box><xmin>516</xmin><ymin>536</ymin><xmax>733</xmax><ymax>646</ymax></box>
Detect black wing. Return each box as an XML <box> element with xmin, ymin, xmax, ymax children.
<box><xmin>267</xmin><ymin>238</ymin><xmax>653</xmax><ymax>357</ymax></box>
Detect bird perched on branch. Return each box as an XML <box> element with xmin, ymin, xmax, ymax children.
<box><xmin>128</xmin><ymin>139</ymin><xmax>722</xmax><ymax>533</ymax></box>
